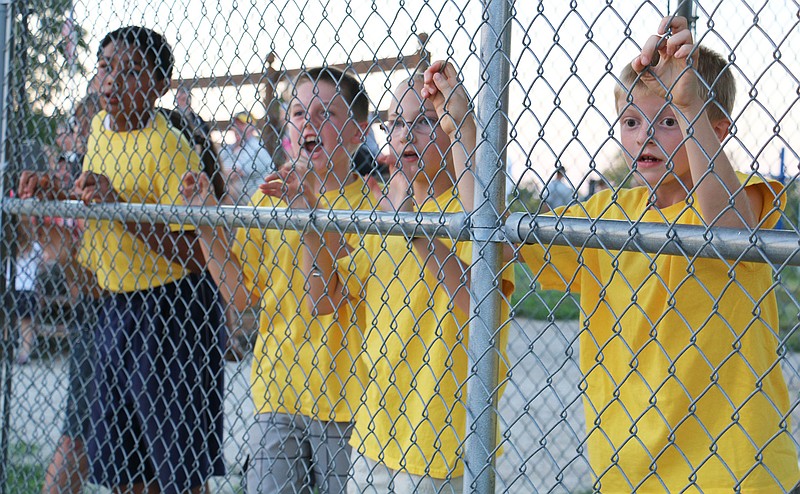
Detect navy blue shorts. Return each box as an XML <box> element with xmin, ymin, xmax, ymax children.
<box><xmin>62</xmin><ymin>296</ymin><xmax>97</xmax><ymax>439</ymax></box>
<box><xmin>13</xmin><ymin>290</ymin><xmax>38</xmax><ymax>320</ymax></box>
<box><xmin>87</xmin><ymin>272</ymin><xmax>226</xmax><ymax>493</ymax></box>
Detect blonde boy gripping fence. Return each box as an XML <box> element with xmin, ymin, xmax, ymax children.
<box><xmin>264</xmin><ymin>67</ymin><xmax>514</xmax><ymax>493</ymax></box>
<box><xmin>182</xmin><ymin>67</ymin><xmax>374</xmax><ymax>494</ymax></box>
<box><xmin>426</xmin><ymin>16</ymin><xmax>800</xmax><ymax>492</ymax></box>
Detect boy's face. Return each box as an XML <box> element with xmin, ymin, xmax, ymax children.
<box><xmin>97</xmin><ymin>40</ymin><xmax>166</xmax><ymax>130</ymax></box>
<box><xmin>619</xmin><ymin>88</ymin><xmax>689</xmax><ymax>191</ymax></box>
<box><xmin>287</xmin><ymin>79</ymin><xmax>364</xmax><ymax>173</ymax></box>
<box><xmin>385</xmin><ymin>81</ymin><xmax>451</xmax><ymax>181</ymax></box>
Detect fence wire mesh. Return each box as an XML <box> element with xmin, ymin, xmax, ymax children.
<box><xmin>0</xmin><ymin>1</ymin><xmax>798</xmax><ymax>493</ymax></box>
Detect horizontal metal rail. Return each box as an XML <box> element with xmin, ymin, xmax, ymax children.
<box><xmin>6</xmin><ymin>198</ymin><xmax>800</xmax><ymax>266</ymax></box>
<box><xmin>3</xmin><ymin>198</ymin><xmax>470</xmax><ymax>240</ymax></box>
<box><xmin>505</xmin><ymin>213</ymin><xmax>800</xmax><ymax>267</ymax></box>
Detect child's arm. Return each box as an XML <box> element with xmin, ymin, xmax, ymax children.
<box><xmin>632</xmin><ymin>16</ymin><xmax>760</xmax><ymax>228</ymax></box>
<box><xmin>422</xmin><ymin>61</ymin><xmax>477</xmax><ymax>212</ymax></box>
<box><xmin>385</xmin><ymin>159</ymin><xmax>472</xmax><ymax>314</ymax></box>
<box><xmin>73</xmin><ymin>170</ymin><xmax>206</xmax><ymax>272</ymax></box>
<box><xmin>179</xmin><ymin>171</ymin><xmax>257</xmax><ymax>311</ymax></box>
<box><xmin>423</xmin><ymin>60</ymin><xmax>517</xmax><ymax>267</ymax></box>
<box><xmin>259</xmin><ymin>165</ymin><xmax>351</xmax><ymax>316</ymax></box>
<box><xmin>17</xmin><ymin>170</ymin><xmax>70</xmax><ymax>200</ymax></box>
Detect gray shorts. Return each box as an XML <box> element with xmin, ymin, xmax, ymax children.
<box><xmin>245</xmin><ymin>412</ymin><xmax>353</xmax><ymax>494</ymax></box>
<box><xmin>348</xmin><ymin>452</ymin><xmax>464</xmax><ymax>494</ymax></box>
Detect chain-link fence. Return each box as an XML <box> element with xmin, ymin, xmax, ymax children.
<box><xmin>0</xmin><ymin>0</ymin><xmax>798</xmax><ymax>493</ymax></box>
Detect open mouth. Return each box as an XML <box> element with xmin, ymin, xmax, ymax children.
<box><xmin>302</xmin><ymin>135</ymin><xmax>321</xmax><ymax>154</ymax></box>
<box><xmin>635</xmin><ymin>153</ymin><xmax>661</xmax><ymax>167</ymax></box>
<box><xmin>401</xmin><ymin>149</ymin><xmax>419</xmax><ymax>161</ymax></box>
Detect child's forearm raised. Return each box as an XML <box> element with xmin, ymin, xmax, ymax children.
<box><xmin>302</xmin><ymin>228</ymin><xmax>350</xmax><ymax>316</ymax></box>
<box><xmin>196</xmin><ymin>225</ymin><xmax>255</xmax><ymax>310</ymax></box>
<box><xmin>423</xmin><ymin>61</ymin><xmax>477</xmax><ymax>211</ymax></box>
<box><xmin>633</xmin><ymin>16</ymin><xmax>759</xmax><ymax>228</ymax></box>
<box><xmin>448</xmin><ymin>117</ymin><xmax>476</xmax><ymax>212</ymax></box>
<box><xmin>180</xmin><ymin>171</ymin><xmax>256</xmax><ymax>310</ymax></box>
<box><xmin>677</xmin><ymin>107</ymin><xmax>757</xmax><ymax>228</ymax></box>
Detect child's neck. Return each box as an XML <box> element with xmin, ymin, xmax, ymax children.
<box><xmin>109</xmin><ymin>108</ymin><xmax>155</xmax><ymax>132</ymax></box>
<box><xmin>410</xmin><ymin>174</ymin><xmax>455</xmax><ymax>211</ymax></box>
<box><xmin>417</xmin><ymin>169</ymin><xmax>455</xmax><ymax>204</ymax></box>
<box><xmin>315</xmin><ymin>158</ymin><xmax>358</xmax><ymax>195</ymax></box>
<box><xmin>648</xmin><ymin>178</ymin><xmax>692</xmax><ymax>210</ymax></box>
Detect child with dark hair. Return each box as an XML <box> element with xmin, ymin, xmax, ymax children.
<box><xmin>182</xmin><ymin>66</ymin><xmax>374</xmax><ymax>494</ymax></box>
<box><xmin>19</xmin><ymin>25</ymin><xmax>225</xmax><ymax>494</ymax></box>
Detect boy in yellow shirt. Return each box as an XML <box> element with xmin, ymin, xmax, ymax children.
<box><xmin>263</xmin><ymin>70</ymin><xmax>514</xmax><ymax>493</ymax></box>
<box><xmin>425</xmin><ymin>15</ymin><xmax>800</xmax><ymax>493</ymax></box>
<box><xmin>182</xmin><ymin>67</ymin><xmax>374</xmax><ymax>493</ymax></box>
<box><xmin>19</xmin><ymin>26</ymin><xmax>225</xmax><ymax>494</ymax></box>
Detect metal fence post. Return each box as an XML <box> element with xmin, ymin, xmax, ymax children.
<box><xmin>463</xmin><ymin>0</ymin><xmax>512</xmax><ymax>493</ymax></box>
<box><xmin>675</xmin><ymin>0</ymin><xmax>696</xmax><ymax>31</ymax></box>
<box><xmin>0</xmin><ymin>0</ymin><xmax>13</xmax><ymax>490</ymax></box>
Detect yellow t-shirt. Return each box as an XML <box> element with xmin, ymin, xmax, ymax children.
<box><xmin>339</xmin><ymin>192</ymin><xmax>515</xmax><ymax>478</ymax></box>
<box><xmin>78</xmin><ymin>111</ymin><xmax>198</xmax><ymax>292</ymax></box>
<box><xmin>520</xmin><ymin>174</ymin><xmax>799</xmax><ymax>493</ymax></box>
<box><xmin>234</xmin><ymin>177</ymin><xmax>374</xmax><ymax>421</ymax></box>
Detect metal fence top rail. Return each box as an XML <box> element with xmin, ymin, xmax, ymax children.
<box><xmin>5</xmin><ymin>198</ymin><xmax>799</xmax><ymax>267</ymax></box>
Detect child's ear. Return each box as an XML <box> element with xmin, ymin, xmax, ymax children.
<box><xmin>154</xmin><ymin>78</ymin><xmax>169</xmax><ymax>98</ymax></box>
<box><xmin>352</xmin><ymin>120</ymin><xmax>370</xmax><ymax>146</ymax></box>
<box><xmin>712</xmin><ymin>117</ymin><xmax>731</xmax><ymax>142</ymax></box>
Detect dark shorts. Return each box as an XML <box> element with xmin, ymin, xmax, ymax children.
<box><xmin>87</xmin><ymin>272</ymin><xmax>226</xmax><ymax>493</ymax></box>
<box><xmin>62</xmin><ymin>297</ymin><xmax>97</xmax><ymax>439</ymax></box>
<box><xmin>13</xmin><ymin>290</ymin><xmax>38</xmax><ymax>320</ymax></box>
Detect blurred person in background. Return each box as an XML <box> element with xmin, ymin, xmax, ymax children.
<box><xmin>220</xmin><ymin>111</ymin><xmax>274</xmax><ymax>203</ymax></box>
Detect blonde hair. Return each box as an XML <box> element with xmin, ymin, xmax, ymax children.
<box><xmin>614</xmin><ymin>45</ymin><xmax>736</xmax><ymax>124</ymax></box>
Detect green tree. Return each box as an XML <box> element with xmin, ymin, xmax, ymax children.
<box><xmin>598</xmin><ymin>151</ymin><xmax>637</xmax><ymax>190</ymax></box>
<box><xmin>8</xmin><ymin>0</ymin><xmax>89</xmax><ymax>151</ymax></box>
<box><xmin>507</xmin><ymin>182</ymin><xmax>543</xmax><ymax>214</ymax></box>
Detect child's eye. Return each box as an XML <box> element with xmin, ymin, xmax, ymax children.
<box><xmin>621</xmin><ymin>118</ymin><xmax>638</xmax><ymax>128</ymax></box>
<box><xmin>381</xmin><ymin>119</ymin><xmax>400</xmax><ymax>133</ymax></box>
<box><xmin>416</xmin><ymin>115</ymin><xmax>436</xmax><ymax>130</ymax></box>
<box><xmin>124</xmin><ymin>66</ymin><xmax>143</xmax><ymax>77</ymax></box>
<box><xmin>661</xmin><ymin>117</ymin><xmax>678</xmax><ymax>127</ymax></box>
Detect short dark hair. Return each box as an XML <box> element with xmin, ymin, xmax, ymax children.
<box><xmin>98</xmin><ymin>26</ymin><xmax>174</xmax><ymax>81</ymax></box>
<box><xmin>295</xmin><ymin>67</ymin><xmax>370</xmax><ymax>122</ymax></box>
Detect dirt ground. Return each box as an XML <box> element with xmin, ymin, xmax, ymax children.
<box><xmin>7</xmin><ymin>318</ymin><xmax>800</xmax><ymax>493</ymax></box>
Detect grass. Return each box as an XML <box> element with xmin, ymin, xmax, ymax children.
<box><xmin>510</xmin><ymin>263</ymin><xmax>581</xmax><ymax>321</ymax></box>
<box><xmin>5</xmin><ymin>463</ymin><xmax>45</xmax><ymax>493</ymax></box>
<box><xmin>2</xmin><ymin>441</ymin><xmax>45</xmax><ymax>494</ymax></box>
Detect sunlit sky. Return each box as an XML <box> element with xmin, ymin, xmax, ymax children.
<box><xmin>62</xmin><ymin>0</ymin><xmax>800</xmax><ymax>192</ymax></box>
